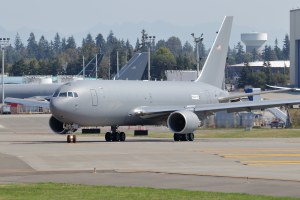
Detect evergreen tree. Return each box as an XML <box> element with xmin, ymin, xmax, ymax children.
<box><xmin>227</xmin><ymin>47</ymin><xmax>236</xmax><ymax>65</ymax></box>
<box><xmin>282</xmin><ymin>34</ymin><xmax>290</xmax><ymax>60</ymax></box>
<box><xmin>66</xmin><ymin>36</ymin><xmax>76</xmax><ymax>49</ymax></box>
<box><xmin>13</xmin><ymin>33</ymin><xmax>25</xmax><ymax>61</ymax></box>
<box><xmin>251</xmin><ymin>48</ymin><xmax>260</xmax><ymax>61</ymax></box>
<box><xmin>234</xmin><ymin>42</ymin><xmax>245</xmax><ymax>64</ymax></box>
<box><xmin>37</xmin><ymin>35</ymin><xmax>50</xmax><ymax>59</ymax></box>
<box><xmin>274</xmin><ymin>38</ymin><xmax>282</xmax><ymax>60</ymax></box>
<box><xmin>263</xmin><ymin>61</ymin><xmax>273</xmax><ymax>84</ymax></box>
<box><xmin>27</xmin><ymin>32</ymin><xmax>38</xmax><ymax>58</ymax></box>
<box><xmin>14</xmin><ymin>33</ymin><xmax>24</xmax><ymax>52</ymax></box>
<box><xmin>125</xmin><ymin>39</ymin><xmax>133</xmax><ymax>61</ymax></box>
<box><xmin>81</xmin><ymin>33</ymin><xmax>97</xmax><ymax>59</ymax></box>
<box><xmin>53</xmin><ymin>33</ymin><xmax>62</xmax><ymax>55</ymax></box>
<box><xmin>95</xmin><ymin>33</ymin><xmax>106</xmax><ymax>53</ymax></box>
<box><xmin>10</xmin><ymin>58</ymin><xmax>28</xmax><ymax>76</ymax></box>
<box><xmin>238</xmin><ymin>62</ymin><xmax>252</xmax><ymax>88</ymax></box>
<box><xmin>182</xmin><ymin>41</ymin><xmax>193</xmax><ymax>56</ymax></box>
<box><xmin>61</xmin><ymin>37</ymin><xmax>67</xmax><ymax>51</ymax></box>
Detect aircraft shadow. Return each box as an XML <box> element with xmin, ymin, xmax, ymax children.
<box><xmin>6</xmin><ymin>138</ymin><xmax>178</xmax><ymax>144</ymax></box>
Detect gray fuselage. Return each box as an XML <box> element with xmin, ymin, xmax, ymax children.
<box><xmin>50</xmin><ymin>80</ymin><xmax>228</xmax><ymax>127</ymax></box>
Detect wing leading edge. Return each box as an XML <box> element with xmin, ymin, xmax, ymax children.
<box><xmin>131</xmin><ymin>99</ymin><xmax>300</xmax><ymax>119</ymax></box>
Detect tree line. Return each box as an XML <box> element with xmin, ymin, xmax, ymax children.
<box><xmin>1</xmin><ymin>30</ymin><xmax>290</xmax><ymax>85</ymax></box>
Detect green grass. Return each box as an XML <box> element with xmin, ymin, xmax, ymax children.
<box><xmin>0</xmin><ymin>183</ymin><xmax>298</xmax><ymax>200</ymax></box>
<box><xmin>145</xmin><ymin>128</ymin><xmax>300</xmax><ymax>138</ymax></box>
<box><xmin>79</xmin><ymin>128</ymin><xmax>300</xmax><ymax>139</ymax></box>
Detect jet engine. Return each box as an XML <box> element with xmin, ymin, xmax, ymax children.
<box><xmin>167</xmin><ymin>110</ymin><xmax>200</xmax><ymax>134</ymax></box>
<box><xmin>49</xmin><ymin>116</ymin><xmax>68</xmax><ymax>134</ymax></box>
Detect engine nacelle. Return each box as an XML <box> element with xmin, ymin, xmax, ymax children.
<box><xmin>167</xmin><ymin>110</ymin><xmax>200</xmax><ymax>134</ymax></box>
<box><xmin>49</xmin><ymin>116</ymin><xmax>68</xmax><ymax>134</ymax></box>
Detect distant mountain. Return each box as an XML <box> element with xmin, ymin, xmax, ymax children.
<box><xmin>0</xmin><ymin>21</ymin><xmax>287</xmax><ymax>49</ymax></box>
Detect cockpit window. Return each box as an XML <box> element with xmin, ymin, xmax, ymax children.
<box><xmin>59</xmin><ymin>92</ymin><xmax>67</xmax><ymax>97</ymax></box>
<box><xmin>68</xmin><ymin>92</ymin><xmax>73</xmax><ymax>97</ymax></box>
<box><xmin>57</xmin><ymin>91</ymin><xmax>78</xmax><ymax>98</ymax></box>
<box><xmin>53</xmin><ymin>89</ymin><xmax>60</xmax><ymax>97</ymax></box>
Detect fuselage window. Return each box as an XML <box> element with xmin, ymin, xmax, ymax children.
<box><xmin>74</xmin><ymin>92</ymin><xmax>78</xmax><ymax>97</ymax></box>
<box><xmin>59</xmin><ymin>92</ymin><xmax>67</xmax><ymax>97</ymax></box>
<box><xmin>68</xmin><ymin>92</ymin><xmax>74</xmax><ymax>97</ymax></box>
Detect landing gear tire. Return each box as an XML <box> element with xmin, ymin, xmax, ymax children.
<box><xmin>188</xmin><ymin>133</ymin><xmax>194</xmax><ymax>141</ymax></box>
<box><xmin>72</xmin><ymin>135</ymin><xmax>77</xmax><ymax>143</ymax></box>
<box><xmin>67</xmin><ymin>135</ymin><xmax>71</xmax><ymax>143</ymax></box>
<box><xmin>67</xmin><ymin>135</ymin><xmax>76</xmax><ymax>143</ymax></box>
<box><xmin>181</xmin><ymin>133</ymin><xmax>189</xmax><ymax>141</ymax></box>
<box><xmin>120</xmin><ymin>132</ymin><xmax>126</xmax><ymax>141</ymax></box>
<box><xmin>174</xmin><ymin>133</ymin><xmax>180</xmax><ymax>141</ymax></box>
<box><xmin>112</xmin><ymin>132</ymin><xmax>120</xmax><ymax>142</ymax></box>
<box><xmin>105</xmin><ymin>132</ymin><xmax>112</xmax><ymax>142</ymax></box>
<box><xmin>105</xmin><ymin>126</ymin><xmax>126</xmax><ymax>142</ymax></box>
<box><xmin>173</xmin><ymin>133</ymin><xmax>194</xmax><ymax>142</ymax></box>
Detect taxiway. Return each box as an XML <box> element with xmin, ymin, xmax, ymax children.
<box><xmin>0</xmin><ymin>114</ymin><xmax>300</xmax><ymax>198</ymax></box>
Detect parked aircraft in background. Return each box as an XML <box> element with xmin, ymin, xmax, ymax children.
<box><xmin>3</xmin><ymin>52</ymin><xmax>149</xmax><ymax>106</ymax></box>
<box><xmin>49</xmin><ymin>16</ymin><xmax>300</xmax><ymax>143</ymax></box>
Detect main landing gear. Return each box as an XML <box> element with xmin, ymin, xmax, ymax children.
<box><xmin>105</xmin><ymin>126</ymin><xmax>126</xmax><ymax>142</ymax></box>
<box><xmin>173</xmin><ymin>133</ymin><xmax>194</xmax><ymax>141</ymax></box>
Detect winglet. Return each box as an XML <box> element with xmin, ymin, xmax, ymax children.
<box><xmin>195</xmin><ymin>16</ymin><xmax>233</xmax><ymax>88</ymax></box>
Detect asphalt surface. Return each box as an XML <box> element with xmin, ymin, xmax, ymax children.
<box><xmin>0</xmin><ymin>114</ymin><xmax>300</xmax><ymax>198</ymax></box>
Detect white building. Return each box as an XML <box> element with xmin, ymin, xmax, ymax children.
<box><xmin>165</xmin><ymin>70</ymin><xmax>198</xmax><ymax>81</ymax></box>
<box><xmin>290</xmin><ymin>8</ymin><xmax>300</xmax><ymax>87</ymax></box>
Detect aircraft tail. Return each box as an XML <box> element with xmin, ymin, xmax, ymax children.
<box><xmin>195</xmin><ymin>16</ymin><xmax>233</xmax><ymax>89</ymax></box>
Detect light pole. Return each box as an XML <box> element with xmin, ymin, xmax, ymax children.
<box><xmin>145</xmin><ymin>36</ymin><xmax>155</xmax><ymax>81</ymax></box>
<box><xmin>191</xmin><ymin>33</ymin><xmax>203</xmax><ymax>77</ymax></box>
<box><xmin>0</xmin><ymin>38</ymin><xmax>10</xmax><ymax>104</ymax></box>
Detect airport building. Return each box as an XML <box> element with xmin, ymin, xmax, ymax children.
<box><xmin>290</xmin><ymin>8</ymin><xmax>300</xmax><ymax>87</ymax></box>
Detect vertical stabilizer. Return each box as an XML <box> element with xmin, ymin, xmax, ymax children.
<box><xmin>196</xmin><ymin>16</ymin><xmax>233</xmax><ymax>88</ymax></box>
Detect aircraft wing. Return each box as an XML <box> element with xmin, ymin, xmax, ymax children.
<box><xmin>218</xmin><ymin>88</ymin><xmax>293</xmax><ymax>102</ymax></box>
<box><xmin>131</xmin><ymin>99</ymin><xmax>300</xmax><ymax>119</ymax></box>
<box><xmin>266</xmin><ymin>84</ymin><xmax>300</xmax><ymax>91</ymax></box>
<box><xmin>4</xmin><ymin>97</ymin><xmax>50</xmax><ymax>108</ymax></box>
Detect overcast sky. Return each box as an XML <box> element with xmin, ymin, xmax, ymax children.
<box><xmin>1</xmin><ymin>0</ymin><xmax>299</xmax><ymax>47</ymax></box>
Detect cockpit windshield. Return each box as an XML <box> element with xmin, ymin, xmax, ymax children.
<box><xmin>53</xmin><ymin>91</ymin><xmax>78</xmax><ymax>98</ymax></box>
<box><xmin>52</xmin><ymin>89</ymin><xmax>60</xmax><ymax>97</ymax></box>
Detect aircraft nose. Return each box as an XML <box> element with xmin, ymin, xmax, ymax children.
<box><xmin>50</xmin><ymin>98</ymin><xmax>66</xmax><ymax>120</ymax></box>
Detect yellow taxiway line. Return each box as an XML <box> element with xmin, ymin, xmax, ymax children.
<box><xmin>242</xmin><ymin>160</ymin><xmax>300</xmax><ymax>166</ymax></box>
<box><xmin>221</xmin><ymin>154</ymin><xmax>300</xmax><ymax>158</ymax></box>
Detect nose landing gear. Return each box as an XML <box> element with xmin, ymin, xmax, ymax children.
<box><xmin>67</xmin><ymin>134</ymin><xmax>77</xmax><ymax>143</ymax></box>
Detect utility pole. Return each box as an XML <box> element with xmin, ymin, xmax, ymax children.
<box><xmin>117</xmin><ymin>51</ymin><xmax>119</xmax><ymax>79</ymax></box>
<box><xmin>145</xmin><ymin>35</ymin><xmax>155</xmax><ymax>81</ymax></box>
<box><xmin>108</xmin><ymin>55</ymin><xmax>111</xmax><ymax>80</ymax></box>
<box><xmin>191</xmin><ymin>33</ymin><xmax>203</xmax><ymax>77</ymax></box>
<box><xmin>95</xmin><ymin>54</ymin><xmax>98</xmax><ymax>79</ymax></box>
<box><xmin>0</xmin><ymin>38</ymin><xmax>10</xmax><ymax>104</ymax></box>
<box><xmin>82</xmin><ymin>56</ymin><xmax>85</xmax><ymax>80</ymax></box>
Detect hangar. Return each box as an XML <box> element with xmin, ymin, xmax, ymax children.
<box><xmin>290</xmin><ymin>8</ymin><xmax>300</xmax><ymax>87</ymax></box>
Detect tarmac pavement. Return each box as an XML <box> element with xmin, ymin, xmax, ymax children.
<box><xmin>0</xmin><ymin>114</ymin><xmax>300</xmax><ymax>198</ymax></box>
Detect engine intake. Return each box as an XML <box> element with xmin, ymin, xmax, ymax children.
<box><xmin>167</xmin><ymin>110</ymin><xmax>200</xmax><ymax>134</ymax></box>
<box><xmin>49</xmin><ymin>116</ymin><xmax>68</xmax><ymax>134</ymax></box>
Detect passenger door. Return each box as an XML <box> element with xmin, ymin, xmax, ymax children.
<box><xmin>90</xmin><ymin>89</ymin><xmax>98</xmax><ymax>106</ymax></box>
